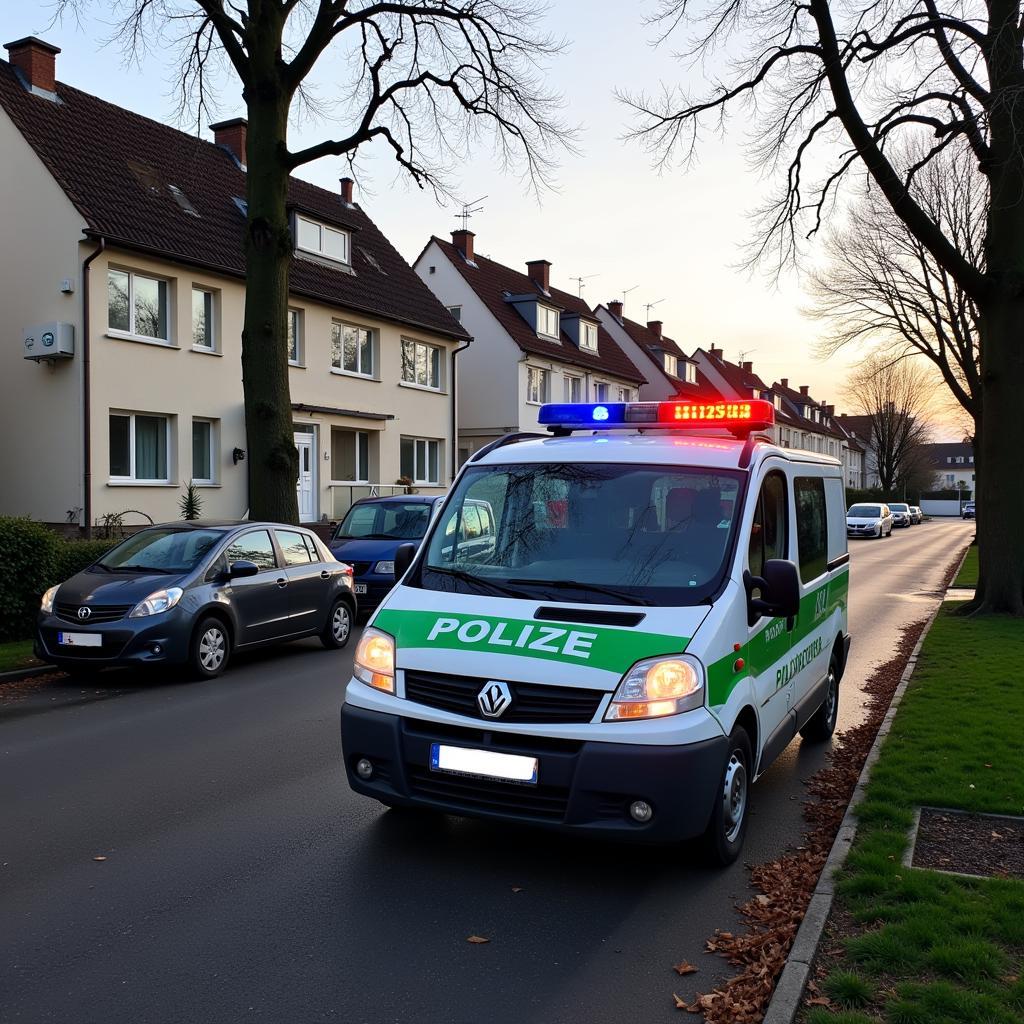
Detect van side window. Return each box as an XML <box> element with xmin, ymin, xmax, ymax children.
<box><xmin>748</xmin><ymin>471</ymin><xmax>788</xmax><ymax>579</ymax></box>
<box><xmin>794</xmin><ymin>477</ymin><xmax>828</xmax><ymax>581</ymax></box>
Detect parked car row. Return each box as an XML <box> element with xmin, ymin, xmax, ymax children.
<box><xmin>845</xmin><ymin>501</ymin><xmax>924</xmax><ymax>539</ymax></box>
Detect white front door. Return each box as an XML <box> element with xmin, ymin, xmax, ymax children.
<box><xmin>294</xmin><ymin>432</ymin><xmax>316</xmax><ymax>522</ymax></box>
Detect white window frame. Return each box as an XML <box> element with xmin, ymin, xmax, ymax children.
<box><xmin>616</xmin><ymin>386</ymin><xmax>633</xmax><ymax>402</ymax></box>
<box><xmin>287</xmin><ymin>308</ymin><xmax>304</xmax><ymax>366</ymax></box>
<box><xmin>773</xmin><ymin>393</ymin><xmax>782</xmax><ymax>411</ymax></box>
<box><xmin>593</xmin><ymin>381</ymin><xmax>609</xmax><ymax>402</ymax></box>
<box><xmin>332</xmin><ymin>429</ymin><xmax>370</xmax><ymax>484</ymax></box>
<box><xmin>684</xmin><ymin>361</ymin><xmax>697</xmax><ymax>384</ymax></box>
<box><xmin>107</xmin><ymin>267</ymin><xmax>172</xmax><ymax>344</ymax></box>
<box><xmin>563</xmin><ymin>373</ymin><xmax>582</xmax><ymax>403</ymax></box>
<box><xmin>191</xmin><ymin>417</ymin><xmax>217</xmax><ymax>485</ymax></box>
<box><xmin>526</xmin><ymin>366</ymin><xmax>549</xmax><ymax>405</ymax></box>
<box><xmin>662</xmin><ymin>352</ymin><xmax>678</xmax><ymax>377</ymax></box>
<box><xmin>401</xmin><ymin>436</ymin><xmax>441</xmax><ymax>485</ymax></box>
<box><xmin>401</xmin><ymin>338</ymin><xmax>444</xmax><ymax>391</ymax></box>
<box><xmin>580</xmin><ymin>322</ymin><xmax>598</xmax><ymax>351</ymax></box>
<box><xmin>446</xmin><ymin>305</ymin><xmax>462</xmax><ymax>323</ymax></box>
<box><xmin>295</xmin><ymin>214</ymin><xmax>350</xmax><ymax>265</ymax></box>
<box><xmin>191</xmin><ymin>286</ymin><xmax>216</xmax><ymax>351</ymax></box>
<box><xmin>537</xmin><ymin>305</ymin><xmax>561</xmax><ymax>339</ymax></box>
<box><xmin>331</xmin><ymin>320</ymin><xmax>375</xmax><ymax>378</ymax></box>
<box><xmin>109</xmin><ymin>411</ymin><xmax>172</xmax><ymax>484</ymax></box>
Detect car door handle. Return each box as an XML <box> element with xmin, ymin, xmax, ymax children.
<box><xmin>320</xmin><ymin>570</ymin><xmax>331</xmax><ymax>581</ymax></box>
<box><xmin>276</xmin><ymin>577</ymin><xmax>288</xmax><ymax>589</ymax></box>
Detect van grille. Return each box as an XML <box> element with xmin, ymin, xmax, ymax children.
<box><xmin>404</xmin><ymin>670</ymin><xmax>606</xmax><ymax>724</ymax></box>
<box><xmin>406</xmin><ymin>766</ymin><xmax>569</xmax><ymax>821</ymax></box>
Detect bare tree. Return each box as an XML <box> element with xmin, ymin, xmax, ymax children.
<box><xmin>624</xmin><ymin>0</ymin><xmax>1024</xmax><ymax>615</ymax></box>
<box><xmin>844</xmin><ymin>354</ymin><xmax>935</xmax><ymax>494</ymax></box>
<box><xmin>60</xmin><ymin>0</ymin><xmax>572</xmax><ymax>523</ymax></box>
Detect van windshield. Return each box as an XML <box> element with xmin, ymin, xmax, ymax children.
<box><xmin>336</xmin><ymin>501</ymin><xmax>433</xmax><ymax>541</ymax></box>
<box><xmin>417</xmin><ymin>463</ymin><xmax>743</xmax><ymax>606</ymax></box>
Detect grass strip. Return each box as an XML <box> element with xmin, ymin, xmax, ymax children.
<box><xmin>807</xmin><ymin>605</ymin><xmax>1024</xmax><ymax>1023</ymax></box>
<box><xmin>0</xmin><ymin>639</ymin><xmax>40</xmax><ymax>674</ymax></box>
<box><xmin>953</xmin><ymin>545</ymin><xmax>978</xmax><ymax>589</ymax></box>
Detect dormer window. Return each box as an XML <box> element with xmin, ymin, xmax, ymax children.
<box><xmin>537</xmin><ymin>305</ymin><xmax>560</xmax><ymax>339</ymax></box>
<box><xmin>752</xmin><ymin>388</ymin><xmax>761</xmax><ymax>400</ymax></box>
<box><xmin>773</xmin><ymin>394</ymin><xmax>782</xmax><ymax>411</ymax></box>
<box><xmin>295</xmin><ymin>215</ymin><xmax>350</xmax><ymax>264</ymax></box>
<box><xmin>580</xmin><ymin>322</ymin><xmax>598</xmax><ymax>351</ymax></box>
<box><xmin>663</xmin><ymin>353</ymin><xmax>678</xmax><ymax>377</ymax></box>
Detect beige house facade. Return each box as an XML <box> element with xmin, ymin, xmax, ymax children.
<box><xmin>0</xmin><ymin>38</ymin><xmax>468</xmax><ymax>531</ymax></box>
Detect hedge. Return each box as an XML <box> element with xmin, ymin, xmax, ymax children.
<box><xmin>0</xmin><ymin>518</ymin><xmax>114</xmax><ymax>643</ymax></box>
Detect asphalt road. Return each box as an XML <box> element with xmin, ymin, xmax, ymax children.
<box><xmin>0</xmin><ymin>517</ymin><xmax>972</xmax><ymax>1024</ymax></box>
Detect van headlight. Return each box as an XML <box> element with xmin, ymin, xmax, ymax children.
<box><xmin>40</xmin><ymin>585</ymin><xmax>60</xmax><ymax>614</ymax></box>
<box><xmin>354</xmin><ymin>627</ymin><xmax>395</xmax><ymax>693</ymax></box>
<box><xmin>605</xmin><ymin>655</ymin><xmax>705</xmax><ymax>720</ymax></box>
<box><xmin>373</xmin><ymin>560</ymin><xmax>395</xmax><ymax>575</ymax></box>
<box><xmin>130</xmin><ymin>587</ymin><xmax>184</xmax><ymax>618</ymax></box>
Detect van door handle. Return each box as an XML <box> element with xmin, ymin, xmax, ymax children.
<box><xmin>276</xmin><ymin>577</ymin><xmax>288</xmax><ymax>589</ymax></box>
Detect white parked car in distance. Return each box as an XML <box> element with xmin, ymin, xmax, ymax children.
<box><xmin>846</xmin><ymin>503</ymin><xmax>894</xmax><ymax>539</ymax></box>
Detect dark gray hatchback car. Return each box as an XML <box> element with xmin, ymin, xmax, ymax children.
<box><xmin>36</xmin><ymin>521</ymin><xmax>356</xmax><ymax>679</ymax></box>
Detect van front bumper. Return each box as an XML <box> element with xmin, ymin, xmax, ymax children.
<box><xmin>341</xmin><ymin>705</ymin><xmax>728</xmax><ymax>842</ymax></box>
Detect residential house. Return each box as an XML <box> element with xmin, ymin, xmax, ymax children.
<box><xmin>922</xmin><ymin>442</ymin><xmax>975</xmax><ymax>496</ymax></box>
<box><xmin>414</xmin><ymin>231</ymin><xmax>646</xmax><ymax>461</ymax></box>
<box><xmin>594</xmin><ymin>301</ymin><xmax>706</xmax><ymax>400</ymax></box>
<box><xmin>834</xmin><ymin>415</ymin><xmax>882</xmax><ymax>488</ymax></box>
<box><xmin>770</xmin><ymin>380</ymin><xmax>850</xmax><ymax>464</ymax></box>
<box><xmin>0</xmin><ymin>37</ymin><xmax>469</xmax><ymax>530</ymax></box>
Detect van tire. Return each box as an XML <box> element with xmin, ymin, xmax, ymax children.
<box><xmin>701</xmin><ymin>726</ymin><xmax>752</xmax><ymax>866</ymax></box>
<box><xmin>801</xmin><ymin>658</ymin><xmax>839</xmax><ymax>742</ymax></box>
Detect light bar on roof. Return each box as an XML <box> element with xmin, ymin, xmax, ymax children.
<box><xmin>538</xmin><ymin>399</ymin><xmax>775</xmax><ymax>432</ymax></box>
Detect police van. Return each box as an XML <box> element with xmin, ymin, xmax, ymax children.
<box><xmin>341</xmin><ymin>399</ymin><xmax>851</xmax><ymax>863</ymax></box>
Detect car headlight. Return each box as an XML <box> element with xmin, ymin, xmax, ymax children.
<box><xmin>373</xmin><ymin>560</ymin><xmax>395</xmax><ymax>575</ymax></box>
<box><xmin>129</xmin><ymin>587</ymin><xmax>184</xmax><ymax>618</ymax></box>
<box><xmin>40</xmin><ymin>584</ymin><xmax>60</xmax><ymax>614</ymax></box>
<box><xmin>605</xmin><ymin>655</ymin><xmax>705</xmax><ymax>721</ymax></box>
<box><xmin>354</xmin><ymin>627</ymin><xmax>395</xmax><ymax>693</ymax></box>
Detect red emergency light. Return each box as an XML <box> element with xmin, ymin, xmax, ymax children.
<box><xmin>656</xmin><ymin>399</ymin><xmax>774</xmax><ymax>429</ymax></box>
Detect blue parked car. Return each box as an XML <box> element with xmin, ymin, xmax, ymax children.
<box><xmin>329</xmin><ymin>496</ymin><xmax>441</xmax><ymax>612</ymax></box>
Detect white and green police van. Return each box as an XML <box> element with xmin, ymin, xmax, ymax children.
<box><xmin>341</xmin><ymin>399</ymin><xmax>850</xmax><ymax>863</ymax></box>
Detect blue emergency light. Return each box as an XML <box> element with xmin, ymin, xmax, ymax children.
<box><xmin>538</xmin><ymin>399</ymin><xmax>775</xmax><ymax>433</ymax></box>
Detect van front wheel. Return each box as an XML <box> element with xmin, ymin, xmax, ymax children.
<box><xmin>702</xmin><ymin>726</ymin><xmax>752</xmax><ymax>866</ymax></box>
<box><xmin>800</xmin><ymin>659</ymin><xmax>839</xmax><ymax>742</ymax></box>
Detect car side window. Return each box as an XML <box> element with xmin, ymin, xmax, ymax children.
<box><xmin>794</xmin><ymin>477</ymin><xmax>828</xmax><ymax>582</ymax></box>
<box><xmin>276</xmin><ymin>529</ymin><xmax>314</xmax><ymax>567</ymax></box>
<box><xmin>748</xmin><ymin>470</ymin><xmax>788</xmax><ymax>580</ymax></box>
<box><xmin>225</xmin><ymin>530</ymin><xmax>277</xmax><ymax>570</ymax></box>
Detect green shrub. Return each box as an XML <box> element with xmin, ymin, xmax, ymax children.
<box><xmin>0</xmin><ymin>518</ymin><xmax>61</xmax><ymax>643</ymax></box>
<box><xmin>53</xmin><ymin>539</ymin><xmax>115</xmax><ymax>583</ymax></box>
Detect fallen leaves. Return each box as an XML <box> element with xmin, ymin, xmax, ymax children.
<box><xmin>466</xmin><ymin>935</ymin><xmax>490</xmax><ymax>944</ymax></box>
<box><xmin>673</xmin><ymin>961</ymin><xmax>699</xmax><ymax>975</ymax></box>
<box><xmin>92</xmin><ymin>855</ymin><xmax>108</xmax><ymax>862</ymax></box>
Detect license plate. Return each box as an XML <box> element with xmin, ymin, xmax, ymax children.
<box><xmin>354</xmin><ymin>583</ymin><xmax>367</xmax><ymax>595</ymax></box>
<box><xmin>57</xmin><ymin>632</ymin><xmax>102</xmax><ymax>647</ymax></box>
<box><xmin>430</xmin><ymin>743</ymin><xmax>538</xmax><ymax>785</ymax></box>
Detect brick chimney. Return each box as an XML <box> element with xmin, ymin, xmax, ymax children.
<box><xmin>741</xmin><ymin>361</ymin><xmax>753</xmax><ymax>372</ymax></box>
<box><xmin>709</xmin><ymin>345</ymin><xmax>723</xmax><ymax>360</ymax></box>
<box><xmin>608</xmin><ymin>300</ymin><xmax>624</xmax><ymax>320</ymax></box>
<box><xmin>451</xmin><ymin>229</ymin><xmax>474</xmax><ymax>262</ymax></box>
<box><xmin>780</xmin><ymin>378</ymin><xmax>788</xmax><ymax>389</ymax></box>
<box><xmin>4</xmin><ymin>37</ymin><xmax>60</xmax><ymax>94</ymax></box>
<box><xmin>647</xmin><ymin>320</ymin><xmax>663</xmax><ymax>339</ymax></box>
<box><xmin>799</xmin><ymin>385</ymin><xmax>811</xmax><ymax>397</ymax></box>
<box><xmin>340</xmin><ymin>177</ymin><xmax>354</xmax><ymax>205</ymax></box>
<box><xmin>824</xmin><ymin>403</ymin><xmax>835</xmax><ymax>417</ymax></box>
<box><xmin>210</xmin><ymin>118</ymin><xmax>247</xmax><ymax>166</ymax></box>
<box><xmin>526</xmin><ymin>259</ymin><xmax>551</xmax><ymax>293</ymax></box>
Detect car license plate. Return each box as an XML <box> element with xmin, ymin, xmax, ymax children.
<box><xmin>430</xmin><ymin>743</ymin><xmax>538</xmax><ymax>784</ymax></box>
<box><xmin>57</xmin><ymin>632</ymin><xmax>102</xmax><ymax>647</ymax></box>
<box><xmin>354</xmin><ymin>583</ymin><xmax>367</xmax><ymax>595</ymax></box>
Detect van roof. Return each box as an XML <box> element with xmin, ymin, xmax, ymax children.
<box><xmin>471</xmin><ymin>433</ymin><xmax>843</xmax><ymax>471</ymax></box>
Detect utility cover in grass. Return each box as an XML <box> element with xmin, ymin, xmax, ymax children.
<box><xmin>910</xmin><ymin>807</ymin><xmax>1024</xmax><ymax>879</ymax></box>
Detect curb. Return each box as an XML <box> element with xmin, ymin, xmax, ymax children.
<box><xmin>761</xmin><ymin>544</ymin><xmax>970</xmax><ymax>1024</ymax></box>
<box><xmin>0</xmin><ymin>664</ymin><xmax>56</xmax><ymax>686</ymax></box>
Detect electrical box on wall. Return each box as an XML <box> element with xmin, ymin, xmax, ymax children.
<box><xmin>23</xmin><ymin>322</ymin><xmax>74</xmax><ymax>361</ymax></box>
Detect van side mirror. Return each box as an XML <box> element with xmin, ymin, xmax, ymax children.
<box><xmin>229</xmin><ymin>559</ymin><xmax>260</xmax><ymax>579</ymax></box>
<box><xmin>394</xmin><ymin>543</ymin><xmax>417</xmax><ymax>580</ymax></box>
<box><xmin>744</xmin><ymin>559</ymin><xmax>801</xmax><ymax>622</ymax></box>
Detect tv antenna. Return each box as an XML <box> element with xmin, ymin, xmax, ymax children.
<box><xmin>738</xmin><ymin>348</ymin><xmax>757</xmax><ymax>363</ymax></box>
<box><xmin>620</xmin><ymin>284</ymin><xmax>639</xmax><ymax>304</ymax></box>
<box><xmin>570</xmin><ymin>274</ymin><xmax>598</xmax><ymax>297</ymax></box>
<box><xmin>455</xmin><ymin>194</ymin><xmax>487</xmax><ymax>231</ymax></box>
<box><xmin>644</xmin><ymin>298</ymin><xmax>665</xmax><ymax>320</ymax></box>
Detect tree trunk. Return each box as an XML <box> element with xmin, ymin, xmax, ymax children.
<box><xmin>241</xmin><ymin>92</ymin><xmax>299</xmax><ymax>524</ymax></box>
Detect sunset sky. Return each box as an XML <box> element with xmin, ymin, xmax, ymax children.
<box><xmin>6</xmin><ymin>2</ymin><xmax>963</xmax><ymax>437</ymax></box>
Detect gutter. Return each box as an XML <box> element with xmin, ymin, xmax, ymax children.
<box><xmin>450</xmin><ymin>335</ymin><xmax>473</xmax><ymax>479</ymax></box>
<box><xmin>81</xmin><ymin>237</ymin><xmax>105</xmax><ymax>540</ymax></box>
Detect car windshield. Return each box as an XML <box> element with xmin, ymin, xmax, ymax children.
<box><xmin>890</xmin><ymin>503</ymin><xmax>910</xmax><ymax>512</ymax></box>
<box><xmin>96</xmin><ymin>528</ymin><xmax>223</xmax><ymax>573</ymax></box>
<box><xmin>336</xmin><ymin>501</ymin><xmax>432</xmax><ymax>541</ymax></box>
<box><xmin>415</xmin><ymin>462</ymin><xmax>744</xmax><ymax>606</ymax></box>
<box><xmin>848</xmin><ymin>505</ymin><xmax>881</xmax><ymax>517</ymax></box>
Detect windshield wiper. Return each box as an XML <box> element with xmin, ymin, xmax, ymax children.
<box><xmin>116</xmin><ymin>564</ymin><xmax>175</xmax><ymax>574</ymax></box>
<box><xmin>508</xmin><ymin>578</ymin><xmax>651</xmax><ymax>606</ymax></box>
<box><xmin>426</xmin><ymin>565</ymin><xmax>529</xmax><ymax>599</ymax></box>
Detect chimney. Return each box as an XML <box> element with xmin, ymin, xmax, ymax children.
<box><xmin>709</xmin><ymin>345</ymin><xmax>723</xmax><ymax>360</ymax></box>
<box><xmin>741</xmin><ymin>361</ymin><xmax>753</xmax><ymax>373</ymax></box>
<box><xmin>4</xmin><ymin>37</ymin><xmax>61</xmax><ymax>94</ymax></box>
<box><xmin>451</xmin><ymin>229</ymin><xmax>474</xmax><ymax>262</ymax></box>
<box><xmin>210</xmin><ymin>118</ymin><xmax>248</xmax><ymax>167</ymax></box>
<box><xmin>825</xmin><ymin>403</ymin><xmax>835</xmax><ymax>417</ymax></box>
<box><xmin>340</xmin><ymin>177</ymin><xmax>354</xmax><ymax>205</ymax></box>
<box><xmin>780</xmin><ymin>378</ymin><xmax>788</xmax><ymax>389</ymax></box>
<box><xmin>799</xmin><ymin>385</ymin><xmax>810</xmax><ymax>397</ymax></box>
<box><xmin>526</xmin><ymin>259</ymin><xmax>551</xmax><ymax>293</ymax></box>
<box><xmin>608</xmin><ymin>300</ymin><xmax>624</xmax><ymax>320</ymax></box>
<box><xmin>647</xmin><ymin>320</ymin><xmax>663</xmax><ymax>339</ymax></box>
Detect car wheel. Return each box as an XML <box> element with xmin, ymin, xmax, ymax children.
<box><xmin>321</xmin><ymin>599</ymin><xmax>353</xmax><ymax>650</ymax></box>
<box><xmin>190</xmin><ymin>617</ymin><xmax>230</xmax><ymax>679</ymax></box>
<box><xmin>801</xmin><ymin>657</ymin><xmax>840</xmax><ymax>742</ymax></box>
<box><xmin>701</xmin><ymin>726</ymin><xmax>752</xmax><ymax>866</ymax></box>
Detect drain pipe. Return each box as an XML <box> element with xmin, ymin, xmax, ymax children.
<box><xmin>81</xmin><ymin>237</ymin><xmax>105</xmax><ymax>540</ymax></box>
<box><xmin>450</xmin><ymin>335</ymin><xmax>472</xmax><ymax>480</ymax></box>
